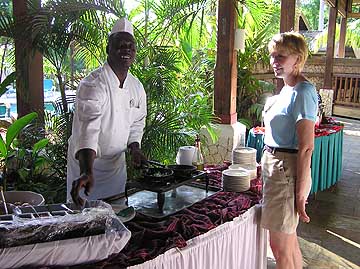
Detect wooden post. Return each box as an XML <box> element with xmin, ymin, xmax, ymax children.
<box><xmin>280</xmin><ymin>0</ymin><xmax>296</xmax><ymax>32</ymax></box>
<box><xmin>337</xmin><ymin>16</ymin><xmax>347</xmax><ymax>58</ymax></box>
<box><xmin>276</xmin><ymin>0</ymin><xmax>296</xmax><ymax>92</ymax></box>
<box><xmin>214</xmin><ymin>0</ymin><xmax>237</xmax><ymax>124</ymax></box>
<box><xmin>13</xmin><ymin>0</ymin><xmax>44</xmax><ymax>120</ymax></box>
<box><xmin>324</xmin><ymin>5</ymin><xmax>338</xmax><ymax>89</ymax></box>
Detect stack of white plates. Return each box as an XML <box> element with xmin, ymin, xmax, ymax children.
<box><xmin>222</xmin><ymin>169</ymin><xmax>251</xmax><ymax>192</ymax></box>
<box><xmin>232</xmin><ymin>147</ymin><xmax>257</xmax><ymax>166</ymax></box>
<box><xmin>229</xmin><ymin>164</ymin><xmax>257</xmax><ymax>179</ymax></box>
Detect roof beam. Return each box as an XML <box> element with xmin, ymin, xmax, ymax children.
<box><xmin>338</xmin><ymin>0</ymin><xmax>347</xmax><ymax>17</ymax></box>
<box><xmin>327</xmin><ymin>0</ymin><xmax>336</xmax><ymax>8</ymax></box>
<box><xmin>348</xmin><ymin>12</ymin><xmax>360</xmax><ymax>17</ymax></box>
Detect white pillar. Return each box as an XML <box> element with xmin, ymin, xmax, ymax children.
<box><xmin>202</xmin><ymin>122</ymin><xmax>246</xmax><ymax>164</ymax></box>
<box><xmin>319</xmin><ymin>0</ymin><xmax>325</xmax><ymax>31</ymax></box>
<box><xmin>319</xmin><ymin>88</ymin><xmax>334</xmax><ymax>116</ymax></box>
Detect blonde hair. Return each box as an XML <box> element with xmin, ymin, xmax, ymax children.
<box><xmin>268</xmin><ymin>32</ymin><xmax>308</xmax><ymax>74</ymax></box>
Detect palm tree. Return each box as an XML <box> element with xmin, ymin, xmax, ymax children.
<box><xmin>236</xmin><ymin>0</ymin><xmax>280</xmax><ymax>128</ymax></box>
<box><xmin>27</xmin><ymin>0</ymin><xmax>125</xmax><ymax>134</ymax></box>
<box><xmin>17</xmin><ymin>0</ymin><xmax>217</xmax><ymax>163</ymax></box>
<box><xmin>0</xmin><ymin>3</ymin><xmax>15</xmax><ymax>90</ymax></box>
<box><xmin>125</xmin><ymin>0</ymin><xmax>219</xmax><ymax>162</ymax></box>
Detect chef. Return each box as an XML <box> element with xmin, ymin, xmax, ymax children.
<box><xmin>67</xmin><ymin>17</ymin><xmax>147</xmax><ymax>206</ymax></box>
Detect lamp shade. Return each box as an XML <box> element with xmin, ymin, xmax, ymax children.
<box><xmin>234</xmin><ymin>28</ymin><xmax>245</xmax><ymax>53</ymax></box>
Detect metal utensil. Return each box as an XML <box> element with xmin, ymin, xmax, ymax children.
<box><xmin>0</xmin><ymin>187</ymin><xmax>8</xmax><ymax>215</ymax></box>
<box><xmin>146</xmin><ymin>160</ymin><xmax>166</xmax><ymax>167</ymax></box>
<box><xmin>60</xmin><ymin>203</ymin><xmax>75</xmax><ymax>213</ymax></box>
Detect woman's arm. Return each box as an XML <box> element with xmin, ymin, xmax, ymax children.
<box><xmin>295</xmin><ymin>119</ymin><xmax>315</xmax><ymax>223</ymax></box>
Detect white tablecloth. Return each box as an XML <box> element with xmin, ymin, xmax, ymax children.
<box><xmin>128</xmin><ymin>205</ymin><xmax>267</xmax><ymax>269</ymax></box>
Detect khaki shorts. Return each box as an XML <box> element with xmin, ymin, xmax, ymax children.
<box><xmin>260</xmin><ymin>150</ymin><xmax>299</xmax><ymax>234</ymax></box>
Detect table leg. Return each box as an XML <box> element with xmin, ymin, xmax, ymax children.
<box><xmin>171</xmin><ymin>189</ymin><xmax>177</xmax><ymax>198</ymax></box>
<box><xmin>205</xmin><ymin>173</ymin><xmax>209</xmax><ymax>193</ymax></box>
<box><xmin>125</xmin><ymin>184</ymin><xmax>129</xmax><ymax>206</ymax></box>
<box><xmin>157</xmin><ymin>192</ymin><xmax>165</xmax><ymax>213</ymax></box>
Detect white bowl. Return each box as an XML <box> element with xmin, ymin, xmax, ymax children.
<box><xmin>222</xmin><ymin>169</ymin><xmax>249</xmax><ymax>178</ymax></box>
<box><xmin>3</xmin><ymin>191</ymin><xmax>45</xmax><ymax>206</ymax></box>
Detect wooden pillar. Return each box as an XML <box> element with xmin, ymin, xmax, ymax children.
<box><xmin>13</xmin><ymin>0</ymin><xmax>44</xmax><ymax>120</ymax></box>
<box><xmin>324</xmin><ymin>5</ymin><xmax>338</xmax><ymax>89</ymax></box>
<box><xmin>280</xmin><ymin>0</ymin><xmax>296</xmax><ymax>32</ymax></box>
<box><xmin>337</xmin><ymin>16</ymin><xmax>347</xmax><ymax>58</ymax></box>
<box><xmin>214</xmin><ymin>0</ymin><xmax>237</xmax><ymax>124</ymax></box>
<box><xmin>276</xmin><ymin>0</ymin><xmax>296</xmax><ymax>92</ymax></box>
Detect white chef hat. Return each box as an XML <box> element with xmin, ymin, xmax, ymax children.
<box><xmin>110</xmin><ymin>17</ymin><xmax>134</xmax><ymax>37</ymax></box>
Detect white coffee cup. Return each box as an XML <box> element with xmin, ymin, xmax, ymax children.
<box><xmin>176</xmin><ymin>146</ymin><xmax>196</xmax><ymax>165</ymax></box>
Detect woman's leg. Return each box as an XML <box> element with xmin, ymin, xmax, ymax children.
<box><xmin>293</xmin><ymin>234</ymin><xmax>303</xmax><ymax>269</ymax></box>
<box><xmin>269</xmin><ymin>230</ymin><xmax>302</xmax><ymax>269</ymax></box>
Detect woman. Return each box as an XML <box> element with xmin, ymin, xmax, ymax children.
<box><xmin>261</xmin><ymin>32</ymin><xmax>318</xmax><ymax>269</ymax></box>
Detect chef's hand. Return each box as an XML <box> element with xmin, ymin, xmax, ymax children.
<box><xmin>71</xmin><ymin>173</ymin><xmax>94</xmax><ymax>207</ymax></box>
<box><xmin>131</xmin><ymin>148</ymin><xmax>147</xmax><ymax>168</ymax></box>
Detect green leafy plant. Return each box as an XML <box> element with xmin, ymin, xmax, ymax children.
<box><xmin>8</xmin><ymin>111</ymin><xmax>73</xmax><ymax>203</ymax></box>
<box><xmin>0</xmin><ymin>112</ymin><xmax>38</xmax><ymax>190</ymax></box>
<box><xmin>236</xmin><ymin>2</ymin><xmax>279</xmax><ymax>128</ymax></box>
<box><xmin>0</xmin><ymin>71</ymin><xmax>15</xmax><ymax>97</ymax></box>
<box><xmin>132</xmin><ymin>46</ymin><xmax>217</xmax><ymax>164</ymax></box>
<box><xmin>14</xmin><ymin>138</ymin><xmax>49</xmax><ymax>184</ymax></box>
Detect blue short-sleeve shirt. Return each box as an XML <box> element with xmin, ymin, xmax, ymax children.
<box><xmin>263</xmin><ymin>81</ymin><xmax>318</xmax><ymax>149</ymax></box>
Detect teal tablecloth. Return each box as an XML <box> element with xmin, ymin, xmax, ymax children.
<box><xmin>246</xmin><ymin>128</ymin><xmax>343</xmax><ymax>194</ymax></box>
<box><xmin>310</xmin><ymin>129</ymin><xmax>343</xmax><ymax>193</ymax></box>
<box><xmin>246</xmin><ymin>129</ymin><xmax>265</xmax><ymax>163</ymax></box>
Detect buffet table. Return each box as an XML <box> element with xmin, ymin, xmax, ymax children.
<box><xmin>311</xmin><ymin>124</ymin><xmax>343</xmax><ymax>193</ymax></box>
<box><xmin>44</xmin><ymin>167</ymin><xmax>266</xmax><ymax>269</ymax></box>
<box><xmin>246</xmin><ymin>122</ymin><xmax>344</xmax><ymax>194</ymax></box>
<box><xmin>128</xmin><ymin>205</ymin><xmax>266</xmax><ymax>269</ymax></box>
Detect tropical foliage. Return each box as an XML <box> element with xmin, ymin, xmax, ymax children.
<box><xmin>0</xmin><ymin>0</ymin><xmax>307</xmax><ymax>201</ymax></box>
<box><xmin>299</xmin><ymin>0</ymin><xmax>329</xmax><ymax>31</ymax></box>
<box><xmin>235</xmin><ymin>0</ymin><xmax>279</xmax><ymax>128</ymax></box>
<box><xmin>0</xmin><ymin>0</ymin><xmax>222</xmax><ymax>201</ymax></box>
<box><xmin>0</xmin><ymin>112</ymin><xmax>39</xmax><ymax>190</ymax></box>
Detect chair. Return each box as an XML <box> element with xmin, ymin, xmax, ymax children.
<box><xmin>54</xmin><ymin>94</ymin><xmax>76</xmax><ymax>114</ymax></box>
<box><xmin>43</xmin><ymin>79</ymin><xmax>54</xmax><ymax>91</ymax></box>
<box><xmin>0</xmin><ymin>103</ymin><xmax>10</xmax><ymax>118</ymax></box>
<box><xmin>44</xmin><ymin>101</ymin><xmax>56</xmax><ymax>113</ymax></box>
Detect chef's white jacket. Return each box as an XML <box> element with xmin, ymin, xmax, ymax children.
<box><xmin>67</xmin><ymin>62</ymin><xmax>147</xmax><ymax>201</ymax></box>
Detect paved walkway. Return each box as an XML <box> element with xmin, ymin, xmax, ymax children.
<box><xmin>268</xmin><ymin>117</ymin><xmax>360</xmax><ymax>269</ymax></box>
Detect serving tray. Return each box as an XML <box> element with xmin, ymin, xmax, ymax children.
<box><xmin>0</xmin><ymin>200</ymin><xmax>131</xmax><ymax>268</ymax></box>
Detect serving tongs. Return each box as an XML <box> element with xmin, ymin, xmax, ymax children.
<box><xmin>146</xmin><ymin>160</ymin><xmax>166</xmax><ymax>168</ymax></box>
<box><xmin>0</xmin><ymin>186</ymin><xmax>8</xmax><ymax>215</ymax></box>
<box><xmin>145</xmin><ymin>160</ymin><xmax>197</xmax><ymax>177</ymax></box>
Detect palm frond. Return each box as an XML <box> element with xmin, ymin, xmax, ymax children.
<box><xmin>0</xmin><ymin>12</ymin><xmax>14</xmax><ymax>38</ymax></box>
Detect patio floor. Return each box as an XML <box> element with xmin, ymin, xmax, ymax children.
<box><xmin>268</xmin><ymin>116</ymin><xmax>360</xmax><ymax>269</ymax></box>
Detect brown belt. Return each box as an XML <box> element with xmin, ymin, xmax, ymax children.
<box><xmin>264</xmin><ymin>144</ymin><xmax>298</xmax><ymax>154</ymax></box>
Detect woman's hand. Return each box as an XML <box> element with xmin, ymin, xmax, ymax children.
<box><xmin>296</xmin><ymin>195</ymin><xmax>310</xmax><ymax>223</ymax></box>
<box><xmin>296</xmin><ymin>119</ymin><xmax>315</xmax><ymax>224</ymax></box>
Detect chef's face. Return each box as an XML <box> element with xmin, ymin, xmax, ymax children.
<box><xmin>107</xmin><ymin>32</ymin><xmax>136</xmax><ymax>68</ymax></box>
<box><xmin>269</xmin><ymin>48</ymin><xmax>299</xmax><ymax>79</ymax></box>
